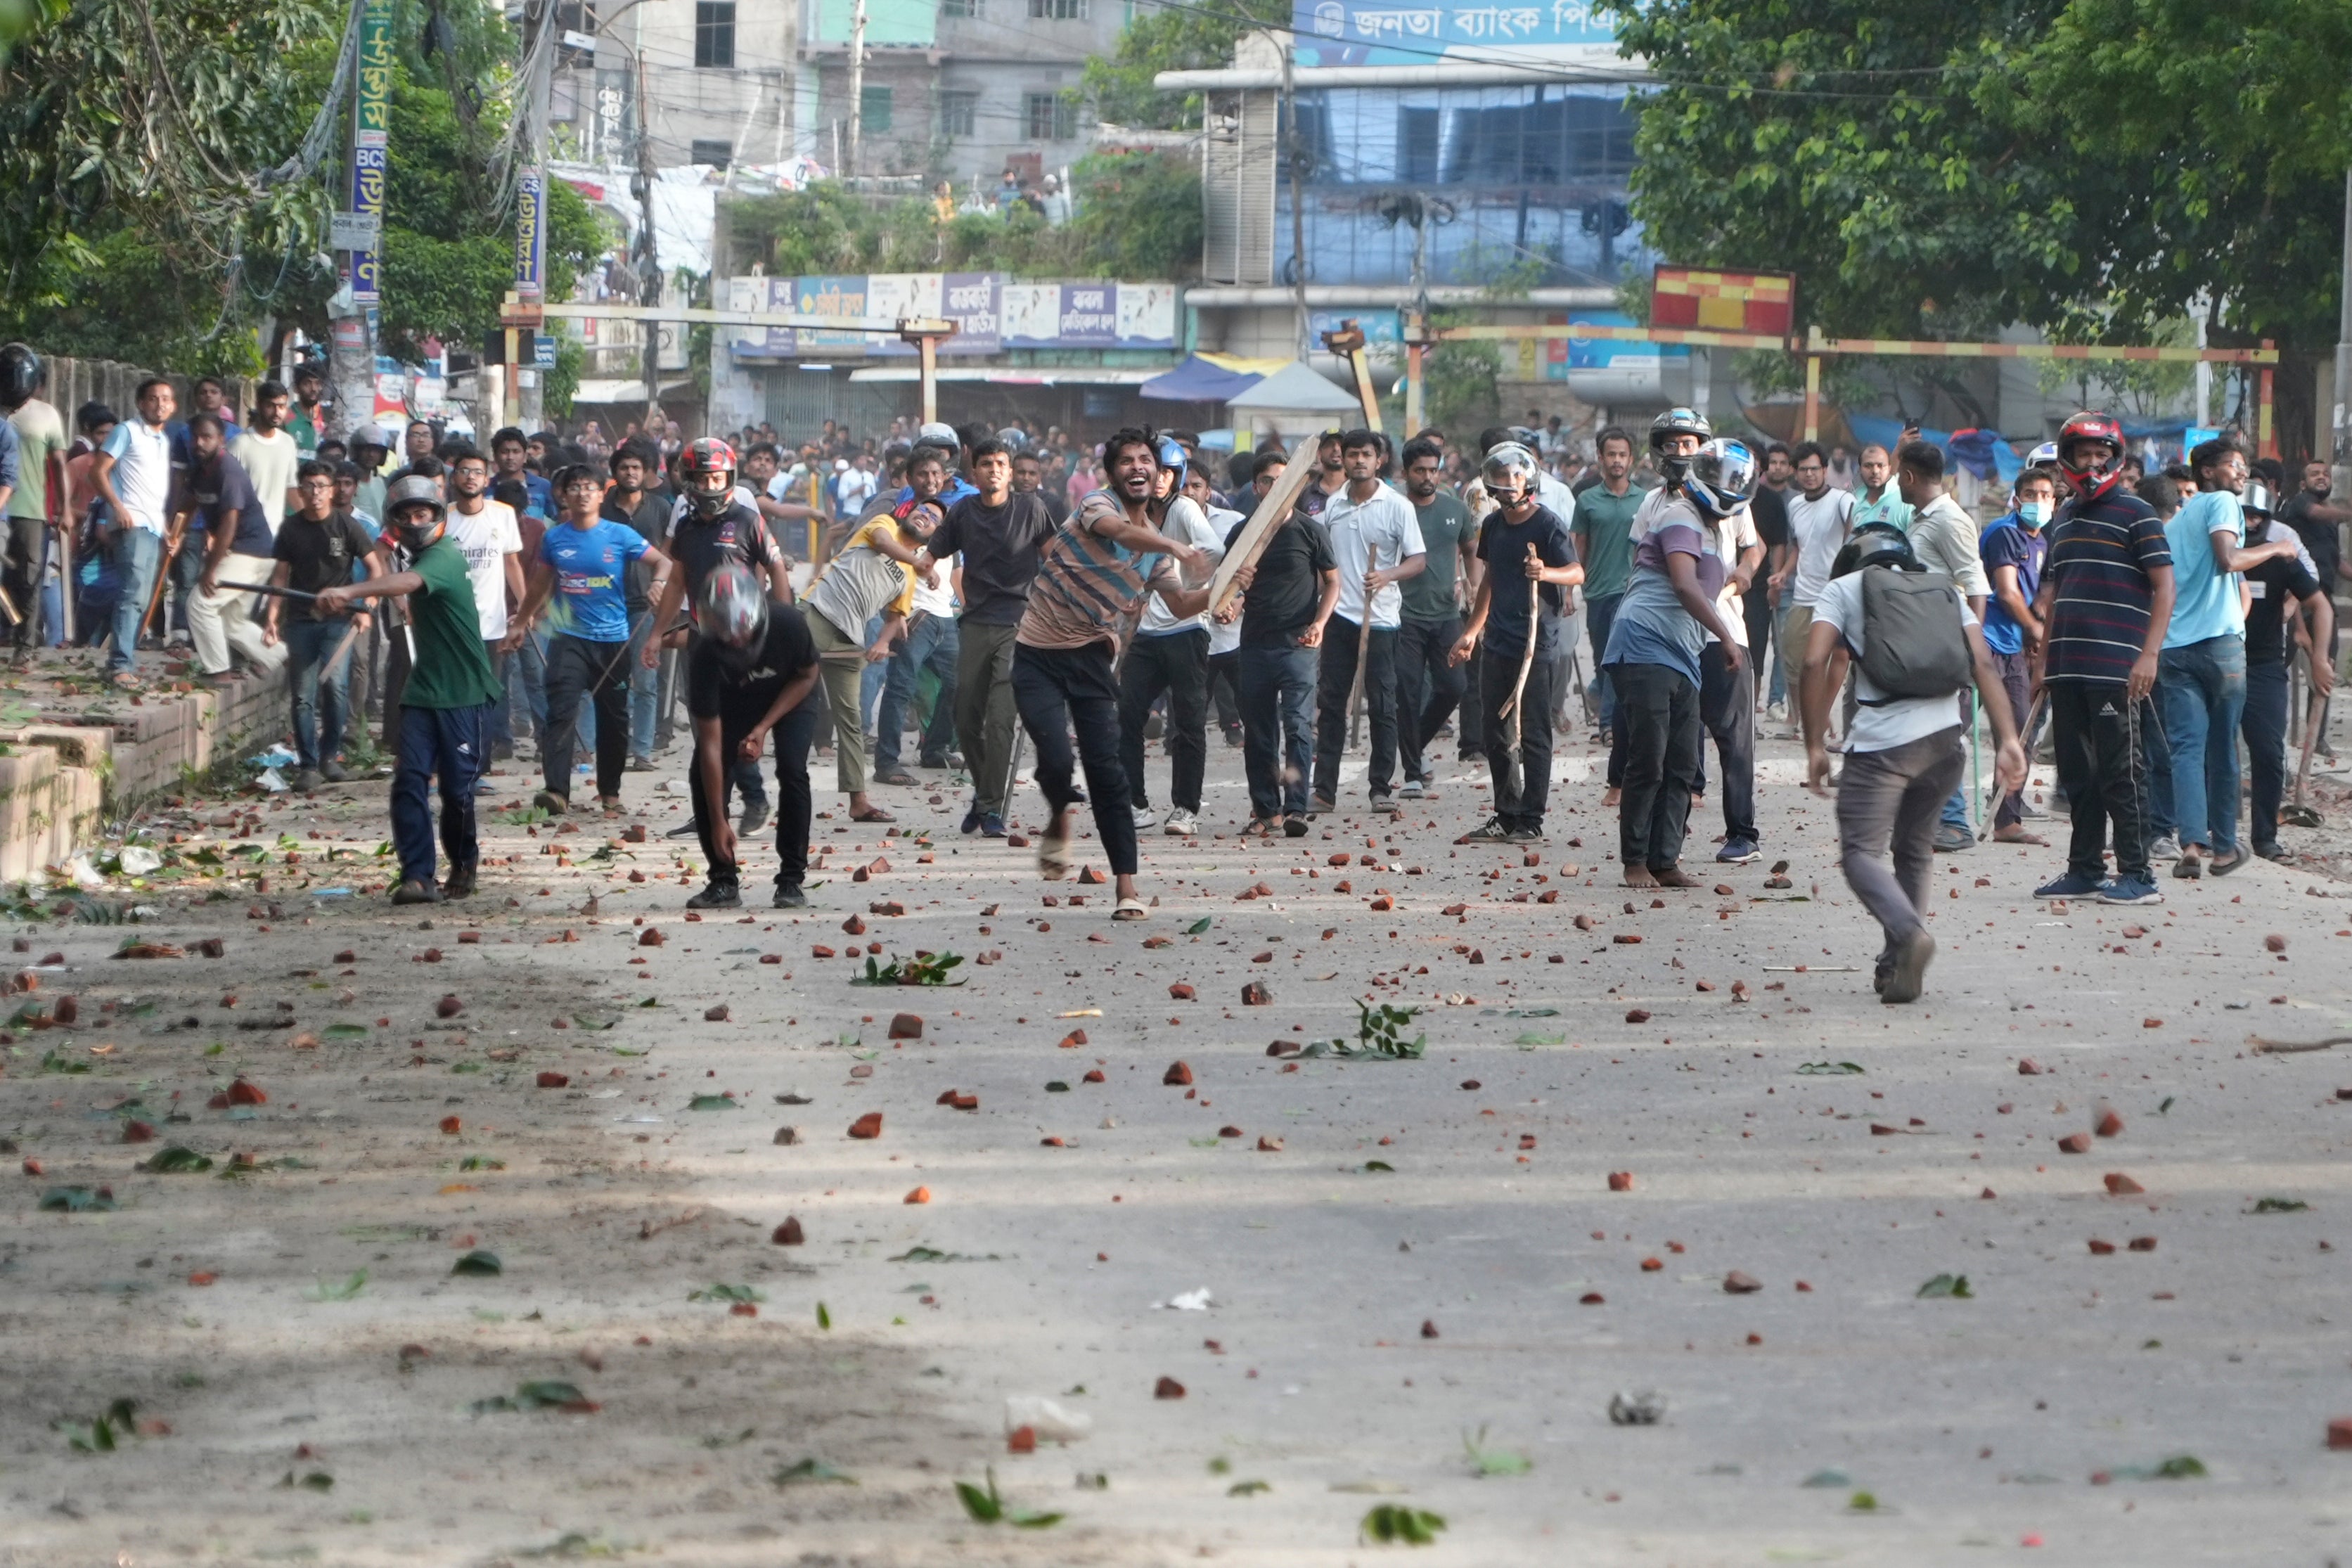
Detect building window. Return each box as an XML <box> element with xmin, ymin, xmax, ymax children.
<box><xmin>861</xmin><ymin>84</ymin><xmax>894</xmax><ymax>134</ymax></box>
<box><xmin>1025</xmin><ymin>91</ymin><xmax>1075</xmax><ymax>140</ymax></box>
<box><xmin>693</xmin><ymin>1</ymin><xmax>735</xmax><ymax>68</ymax></box>
<box><xmin>1027</xmin><ymin>0</ymin><xmax>1087</xmax><ymax>18</ymax></box>
<box><xmin>690</xmin><ymin>138</ymin><xmax>733</xmax><ymax>169</ymax></box>
<box><xmin>940</xmin><ymin>0</ymin><xmax>984</xmax><ymax>15</ymax></box>
<box><xmin>1396</xmin><ymin>107</ymin><xmax>1439</xmax><ymax>184</ymax></box>
<box><xmin>940</xmin><ymin>90</ymin><xmax>978</xmax><ymax>138</ymax></box>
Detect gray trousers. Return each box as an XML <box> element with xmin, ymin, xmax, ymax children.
<box><xmin>1837</xmin><ymin>725</ymin><xmax>1965</xmax><ymax>956</ymax></box>
<box><xmin>955</xmin><ymin>619</ymin><xmax>1022</xmax><ymax>816</ymax></box>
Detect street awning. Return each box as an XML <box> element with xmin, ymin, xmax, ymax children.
<box><xmin>572</xmin><ymin>378</ymin><xmax>695</xmax><ymax>404</ymax></box>
<box><xmin>843</xmin><ymin>366</ymin><xmax>1167</xmax><ymax>385</ymax></box>
<box><xmin>1221</xmin><ymin>359</ymin><xmax>1366</xmax><ymax>415</ymax></box>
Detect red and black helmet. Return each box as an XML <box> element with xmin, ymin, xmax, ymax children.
<box><xmin>678</xmin><ymin>437</ymin><xmax>738</xmax><ymax>517</ymax></box>
<box><xmin>2055</xmin><ymin>411</ymin><xmax>2126</xmax><ymax>503</ymax></box>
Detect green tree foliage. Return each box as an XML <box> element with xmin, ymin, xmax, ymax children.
<box><xmin>728</xmin><ymin>154</ymin><xmax>1202</xmax><ymax>282</ymax></box>
<box><xmin>1083</xmin><ymin>0</ymin><xmax>1286</xmax><ymax>131</ymax></box>
<box><xmin>0</xmin><ymin>0</ymin><xmax>603</xmax><ymax>377</ymax></box>
<box><xmin>1616</xmin><ymin>0</ymin><xmax>2352</xmax><ymax>449</ymax></box>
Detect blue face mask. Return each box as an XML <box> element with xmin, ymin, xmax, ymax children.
<box><xmin>2017</xmin><ymin>499</ymin><xmax>2052</xmax><ymax>529</ymax></box>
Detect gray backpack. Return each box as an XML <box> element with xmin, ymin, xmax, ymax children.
<box><xmin>1853</xmin><ymin>565</ymin><xmax>1970</xmax><ymax>703</ymax></box>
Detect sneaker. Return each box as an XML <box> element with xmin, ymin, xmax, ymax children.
<box><xmin>1309</xmin><ymin>794</ymin><xmax>1336</xmax><ymax>816</ymax></box>
<box><xmin>291</xmin><ymin>768</ymin><xmax>322</xmax><ymax>795</ymax></box>
<box><xmin>773</xmin><ymin>882</ymin><xmax>808</xmax><ymax>908</ymax></box>
<box><xmin>2146</xmin><ymin>833</ymin><xmax>2180</xmax><ymax>863</ymax></box>
<box><xmin>1455</xmin><ymin>816</ymin><xmax>1512</xmax><ymax>844</ymax></box>
<box><xmin>2097</xmin><ymin>875</ymin><xmax>2165</xmax><ymax>906</ymax></box>
<box><xmin>1283</xmin><ymin>814</ymin><xmax>1311</xmax><ymax>837</ymax></box>
<box><xmin>1397</xmin><ymin>779</ymin><xmax>1425</xmax><ymax>801</ymax></box>
<box><xmin>980</xmin><ymin>812</ymin><xmax>1008</xmax><ymax>837</ymax></box>
<box><xmin>1879</xmin><ymin>928</ymin><xmax>1936</xmax><ymax>1005</ymax></box>
<box><xmin>320</xmin><ymin>760</ymin><xmax>351</xmax><ymax>783</ymax></box>
<box><xmin>1932</xmin><ymin>823</ymin><xmax>1975</xmax><ymax>852</ymax></box>
<box><xmin>2033</xmin><ymin>870</ymin><xmax>2105</xmax><ymax>899</ymax></box>
<box><xmin>1129</xmin><ymin>804</ymin><xmax>1159</xmax><ymax>831</ymax></box>
<box><xmin>1162</xmin><ymin>807</ymin><xmax>1198</xmax><ymax>836</ymax></box>
<box><xmin>390</xmin><ymin>878</ymin><xmax>442</xmax><ymax>906</ymax></box>
<box><xmin>442</xmin><ymin>861</ymin><xmax>477</xmax><ymax>900</ymax></box>
<box><xmin>533</xmin><ymin>789</ymin><xmax>568</xmax><ymax>815</ymax></box>
<box><xmin>686</xmin><ymin>880</ymin><xmax>742</xmax><ymax>910</ymax></box>
<box><xmin>1505</xmin><ymin>823</ymin><xmax>1545</xmax><ymax>843</ymax></box>
<box><xmin>960</xmin><ymin>801</ymin><xmax>984</xmax><ymax>835</ymax></box>
<box><xmin>739</xmin><ymin>798</ymin><xmax>771</xmax><ymax>837</ymax></box>
<box><xmin>1369</xmin><ymin>792</ymin><xmax>1401</xmax><ymax>815</ymax></box>
<box><xmin>626</xmin><ymin>754</ymin><xmax>655</xmax><ymax>773</ymax></box>
<box><xmin>1715</xmin><ymin>837</ymin><xmax>1761</xmax><ymax>864</ymax></box>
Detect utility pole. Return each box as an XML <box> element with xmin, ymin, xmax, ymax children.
<box><xmin>2333</xmin><ymin>167</ymin><xmax>2352</xmax><ymax>496</ymax></box>
<box><xmin>844</xmin><ymin>0</ymin><xmax>867</xmax><ymax>180</ymax></box>
<box><xmin>331</xmin><ymin>0</ymin><xmax>396</xmax><ymax>441</ymax></box>
<box><xmin>513</xmin><ymin>0</ymin><xmax>553</xmax><ymax>432</ymax></box>
<box><xmin>636</xmin><ymin>45</ymin><xmax>662</xmax><ymax>423</ymax></box>
<box><xmin>1280</xmin><ymin>30</ymin><xmax>1307</xmax><ymax>363</ymax></box>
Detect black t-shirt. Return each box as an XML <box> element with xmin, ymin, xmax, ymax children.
<box><xmin>687</xmin><ymin>603</ymin><xmax>820</xmax><ymax>731</ymax></box>
<box><xmin>1226</xmin><ymin>511</ymin><xmax>1335</xmax><ymax>648</ymax></box>
<box><xmin>1017</xmin><ymin>482</ymin><xmax>1069</xmax><ymax>526</ymax></box>
<box><xmin>1748</xmin><ymin>482</ymin><xmax>1790</xmax><ymax>551</ymax></box>
<box><xmin>930</xmin><ymin>491</ymin><xmax>1059</xmax><ymax>624</ymax></box>
<box><xmin>603</xmin><ymin>489</ymin><xmax>671</xmax><ymax>612</ymax></box>
<box><xmin>665</xmin><ymin>501</ymin><xmax>780</xmax><ymax>623</ymax></box>
<box><xmin>2245</xmin><ymin>521</ymin><xmax>2323</xmax><ymax>667</ymax></box>
<box><xmin>2280</xmin><ymin>489</ymin><xmax>2341</xmax><ymax>593</ymax></box>
<box><xmin>271</xmin><ymin>509</ymin><xmax>377</xmax><ymax>620</ymax></box>
<box><xmin>1474</xmin><ymin>503</ymin><xmax>1579</xmax><ymax>660</ymax></box>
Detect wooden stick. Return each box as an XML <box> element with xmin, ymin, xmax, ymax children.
<box><xmin>1207</xmin><ymin>457</ymin><xmax>1318</xmax><ymax>619</ymax></box>
<box><xmin>136</xmin><ymin>523</ymin><xmax>184</xmax><ymax>643</ymax></box>
<box><xmin>1347</xmin><ymin>542</ymin><xmax>1375</xmax><ymax>749</ymax></box>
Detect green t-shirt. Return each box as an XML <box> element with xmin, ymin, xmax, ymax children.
<box><xmin>8</xmin><ymin>399</ymin><xmax>66</xmax><ymax>522</ymax></box>
<box><xmin>399</xmin><ymin>539</ymin><xmax>503</xmax><ymax>710</ymax></box>
<box><xmin>1401</xmin><ymin>491</ymin><xmax>1472</xmax><ymax>623</ymax></box>
<box><xmin>1570</xmin><ymin>482</ymin><xmax>1643</xmax><ymax>600</ymax></box>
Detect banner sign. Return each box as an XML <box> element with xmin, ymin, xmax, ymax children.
<box><xmin>514</xmin><ymin>167</ymin><xmax>548</xmax><ymax>304</ymax></box>
<box><xmin>1293</xmin><ymin>0</ymin><xmax>1619</xmax><ymax>66</ymax></box>
<box><xmin>1651</xmin><ymin>266</ymin><xmax>1796</xmax><ymax>336</ymax></box>
<box><xmin>727</xmin><ymin>275</ymin><xmax>1176</xmax><ymax>359</ymax></box>
<box><xmin>347</xmin><ymin>0</ymin><xmax>394</xmax><ymax>305</ymax></box>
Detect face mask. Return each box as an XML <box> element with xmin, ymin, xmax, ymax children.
<box><xmin>2018</xmin><ymin>499</ymin><xmax>2052</xmax><ymax>529</ymax></box>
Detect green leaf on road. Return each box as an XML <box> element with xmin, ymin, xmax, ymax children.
<box><xmin>1797</xmin><ymin>1061</ymin><xmax>1865</xmax><ymax>1075</ymax></box>
<box><xmin>1915</xmin><ymin>1273</ymin><xmax>1972</xmax><ymax>1299</ymax></box>
<box><xmin>451</xmin><ymin>1249</ymin><xmax>503</xmax><ymax>1277</ymax></box>
<box><xmin>1360</xmin><ymin>1504</ymin><xmax>1446</xmax><ymax>1544</ymax></box>
<box><xmin>2251</xmin><ymin>1196</ymin><xmax>2309</xmax><ymax>1213</ymax></box>
<box><xmin>305</xmin><ymin>1269</ymin><xmax>368</xmax><ymax>1302</ymax></box>
<box><xmin>141</xmin><ymin>1146</ymin><xmax>212</xmax><ymax>1174</ymax></box>
<box><xmin>686</xmin><ymin>1093</ymin><xmax>739</xmax><ymax>1110</ymax></box>
<box><xmin>39</xmin><ymin>1185</ymin><xmax>115</xmax><ymax>1212</ymax></box>
<box><xmin>773</xmin><ymin>1458</ymin><xmax>856</xmax><ymax>1485</ymax></box>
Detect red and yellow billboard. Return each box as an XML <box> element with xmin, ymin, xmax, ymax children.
<box><xmin>1652</xmin><ymin>267</ymin><xmax>1797</xmax><ymax>337</ymax></box>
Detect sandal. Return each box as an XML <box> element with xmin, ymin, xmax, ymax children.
<box><xmin>1111</xmin><ymin>896</ymin><xmax>1147</xmax><ymax>921</ymax></box>
<box><xmin>2209</xmin><ymin>844</ymin><xmax>2249</xmax><ymax>877</ymax></box>
<box><xmin>849</xmin><ymin>806</ymin><xmax>895</xmax><ymax>823</ymax></box>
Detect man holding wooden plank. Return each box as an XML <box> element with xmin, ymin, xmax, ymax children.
<box><xmin>1312</xmin><ymin>428</ymin><xmax>1425</xmax><ymax>816</ymax></box>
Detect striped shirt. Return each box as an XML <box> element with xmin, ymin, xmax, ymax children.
<box><xmin>1015</xmin><ymin>490</ymin><xmax>1182</xmax><ymax>653</ymax></box>
<box><xmin>2042</xmin><ymin>489</ymin><xmax>2173</xmax><ymax>685</ymax></box>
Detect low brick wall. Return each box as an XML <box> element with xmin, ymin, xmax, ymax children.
<box><xmin>0</xmin><ymin>669</ymin><xmax>287</xmax><ymax>882</ymax></box>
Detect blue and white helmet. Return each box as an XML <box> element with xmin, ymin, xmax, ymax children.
<box><xmin>1681</xmin><ymin>438</ymin><xmax>1759</xmax><ymax>519</ymax></box>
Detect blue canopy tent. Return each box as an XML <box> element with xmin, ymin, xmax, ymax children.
<box><xmin>1140</xmin><ymin>354</ymin><xmax>1268</xmax><ymax>404</ymax></box>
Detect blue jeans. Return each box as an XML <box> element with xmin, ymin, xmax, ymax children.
<box><xmin>1940</xmin><ymin>691</ymin><xmax>1974</xmax><ymax>831</ymax></box>
<box><xmin>108</xmin><ymin>527</ymin><xmax>162</xmax><ymax>671</ymax></box>
<box><xmin>1583</xmin><ymin>592</ymin><xmax>1621</xmax><ymax>731</ymax></box>
<box><xmin>1238</xmin><ymin>643</ymin><xmax>1317</xmax><ymax>819</ymax></box>
<box><xmin>2159</xmin><ymin>634</ymin><xmax>2247</xmax><ymax>852</ymax></box>
<box><xmin>285</xmin><ymin>617</ymin><xmax>356</xmax><ymax>770</ymax></box>
<box><xmin>629</xmin><ymin>638</ymin><xmax>660</xmax><ymax>759</ymax></box>
<box><xmin>392</xmin><ymin>702</ymin><xmax>489</xmax><ymax>886</ymax></box>
<box><xmin>508</xmin><ymin>624</ymin><xmax>548</xmax><ymax>739</ymax></box>
<box><xmin>875</xmin><ymin>612</ymin><xmax>960</xmax><ymax>769</ymax></box>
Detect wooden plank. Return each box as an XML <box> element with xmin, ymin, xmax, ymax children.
<box><xmin>1207</xmin><ymin>455</ymin><xmax>1320</xmax><ymax>619</ymax></box>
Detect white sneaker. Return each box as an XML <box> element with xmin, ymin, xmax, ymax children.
<box><xmin>1162</xmin><ymin>807</ymin><xmax>1197</xmax><ymax>836</ymax></box>
<box><xmin>1129</xmin><ymin>804</ymin><xmax>1158</xmax><ymax>830</ymax></box>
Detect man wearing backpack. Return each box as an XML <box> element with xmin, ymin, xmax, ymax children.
<box><xmin>1801</xmin><ymin>526</ymin><xmax>2024</xmax><ymax>1004</ymax></box>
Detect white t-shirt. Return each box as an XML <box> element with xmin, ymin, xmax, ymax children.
<box><xmin>229</xmin><ymin>428</ymin><xmax>301</xmax><ymax>532</ymax></box>
<box><xmin>1138</xmin><ymin>494</ymin><xmax>1223</xmax><ymax>636</ymax></box>
<box><xmin>1706</xmin><ymin>506</ymin><xmax>1761</xmax><ymax>648</ymax></box>
<box><xmin>99</xmin><ymin>419</ymin><xmax>174</xmax><ymax>534</ymax></box>
<box><xmin>1809</xmin><ymin>568</ymin><xmax>1978</xmax><ymax>754</ymax></box>
<box><xmin>444</xmin><ymin>499</ymin><xmax>524</xmax><ymax>641</ymax></box>
<box><xmin>1785</xmin><ymin>487</ymin><xmax>1856</xmax><ymax>608</ymax></box>
<box><xmin>1204</xmin><ymin>505</ymin><xmax>1245</xmax><ymax>655</ymax></box>
<box><xmin>1321</xmin><ymin>484</ymin><xmax>1429</xmax><ymax>629</ymax></box>
<box><xmin>835</xmin><ymin>468</ymin><xmax>877</xmax><ymax>515</ymax></box>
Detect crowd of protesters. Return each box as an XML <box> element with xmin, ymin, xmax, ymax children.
<box><xmin>1</xmin><ymin>337</ymin><xmax>2337</xmax><ymax>997</ymax></box>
